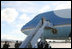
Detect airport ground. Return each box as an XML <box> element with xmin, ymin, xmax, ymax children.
<box><xmin>1</xmin><ymin>41</ymin><xmax>71</xmax><ymax>48</ymax></box>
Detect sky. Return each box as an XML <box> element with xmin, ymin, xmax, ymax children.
<box><xmin>1</xmin><ymin>1</ymin><xmax>71</xmax><ymax>41</ymax></box>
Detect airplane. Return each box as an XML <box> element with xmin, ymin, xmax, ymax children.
<box><xmin>20</xmin><ymin>9</ymin><xmax>71</xmax><ymax>48</ymax></box>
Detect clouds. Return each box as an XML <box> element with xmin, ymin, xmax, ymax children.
<box><xmin>1</xmin><ymin>1</ymin><xmax>38</xmax><ymax>14</ymax></box>
<box><xmin>19</xmin><ymin>14</ymin><xmax>32</xmax><ymax>26</ymax></box>
<box><xmin>1</xmin><ymin>34</ymin><xmax>7</xmax><ymax>40</ymax></box>
<box><xmin>1</xmin><ymin>33</ymin><xmax>27</xmax><ymax>41</ymax></box>
<box><xmin>39</xmin><ymin>5</ymin><xmax>51</xmax><ymax>13</ymax></box>
<box><xmin>19</xmin><ymin>14</ymin><xmax>30</xmax><ymax>21</ymax></box>
<box><xmin>54</xmin><ymin>1</ymin><xmax>71</xmax><ymax>10</ymax></box>
<box><xmin>1</xmin><ymin>29</ymin><xmax>27</xmax><ymax>41</ymax></box>
<box><xmin>1</xmin><ymin>8</ymin><xmax>18</xmax><ymax>23</ymax></box>
<box><xmin>1</xmin><ymin>1</ymin><xmax>71</xmax><ymax>14</ymax></box>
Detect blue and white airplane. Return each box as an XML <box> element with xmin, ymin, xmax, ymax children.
<box><xmin>19</xmin><ymin>9</ymin><xmax>71</xmax><ymax>48</ymax></box>
<box><xmin>21</xmin><ymin>9</ymin><xmax>71</xmax><ymax>40</ymax></box>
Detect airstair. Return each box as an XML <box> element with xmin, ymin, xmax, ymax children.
<box><xmin>19</xmin><ymin>20</ymin><xmax>53</xmax><ymax>48</ymax></box>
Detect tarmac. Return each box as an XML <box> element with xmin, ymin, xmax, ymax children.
<box><xmin>1</xmin><ymin>42</ymin><xmax>71</xmax><ymax>48</ymax></box>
